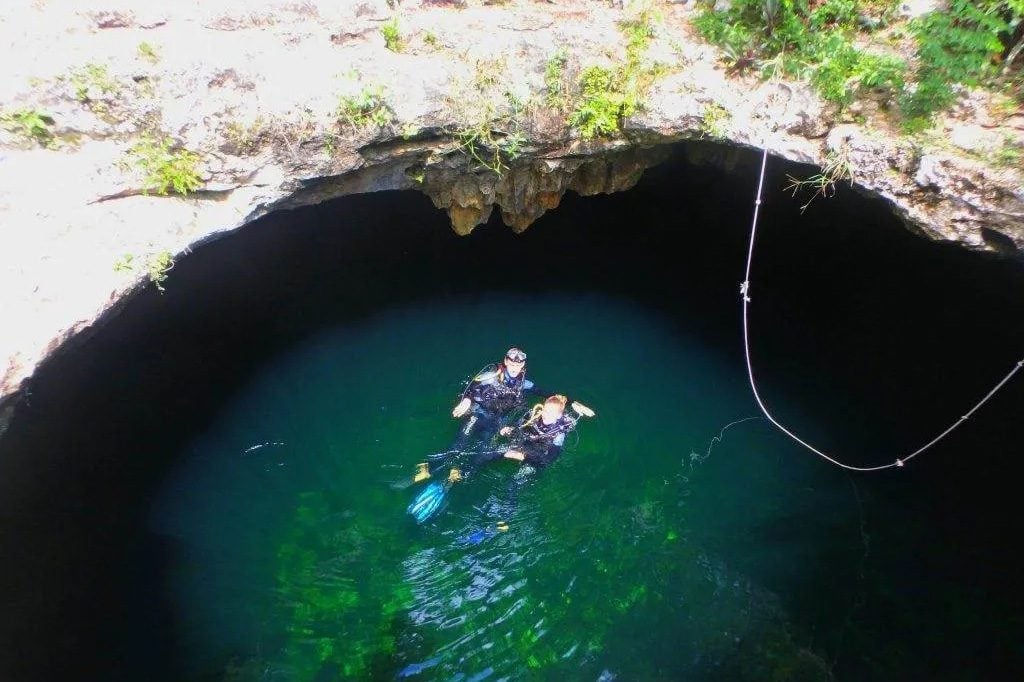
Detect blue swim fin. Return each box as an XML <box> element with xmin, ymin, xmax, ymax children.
<box><xmin>408</xmin><ymin>481</ymin><xmax>447</xmax><ymax>523</ymax></box>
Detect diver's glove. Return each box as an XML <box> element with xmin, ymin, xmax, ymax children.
<box><xmin>413</xmin><ymin>462</ymin><xmax>430</xmax><ymax>483</ymax></box>
<box><xmin>447</xmin><ymin>467</ymin><xmax>463</xmax><ymax>484</ymax></box>
<box><xmin>571</xmin><ymin>401</ymin><xmax>596</xmax><ymax>417</ymax></box>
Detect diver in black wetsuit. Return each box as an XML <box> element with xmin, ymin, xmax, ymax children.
<box><xmin>450</xmin><ymin>395</ymin><xmax>595</xmax><ymax>540</ymax></box>
<box><xmin>412</xmin><ymin>347</ymin><xmax>546</xmax><ymax>484</ymax></box>
<box><xmin>453</xmin><ymin>393</ymin><xmax>594</xmax><ymax>484</ymax></box>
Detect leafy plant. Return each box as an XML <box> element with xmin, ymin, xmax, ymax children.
<box><xmin>695</xmin><ymin>0</ymin><xmax>1023</xmax><ymax>125</ymax></box>
<box><xmin>544</xmin><ymin>49</ymin><xmax>570</xmax><ymax>109</ymax></box>
<box><xmin>568</xmin><ymin>66</ymin><xmax>637</xmax><ymax>139</ymax></box>
<box><xmin>337</xmin><ymin>84</ymin><xmax>393</xmax><ymax>131</ymax></box>
<box><xmin>128</xmin><ymin>136</ymin><xmax>203</xmax><ymax>196</ymax></box>
<box><xmin>423</xmin><ymin>30</ymin><xmax>441</xmax><ymax>49</ymax></box>
<box><xmin>69</xmin><ymin>62</ymin><xmax>120</xmax><ymax>104</ymax></box>
<box><xmin>990</xmin><ymin>135</ymin><xmax>1022</xmax><ymax>167</ymax></box>
<box><xmin>454</xmin><ymin>92</ymin><xmax>526</xmax><ymax>175</ymax></box>
<box><xmin>901</xmin><ymin>0</ymin><xmax>1022</xmax><ymax>124</ymax></box>
<box><xmin>147</xmin><ymin>251</ymin><xmax>174</xmax><ymax>292</ymax></box>
<box><xmin>381</xmin><ymin>17</ymin><xmax>403</xmax><ymax>52</ymax></box>
<box><xmin>0</xmin><ymin>108</ymin><xmax>56</xmax><ymax>147</ymax></box>
<box><xmin>112</xmin><ymin>251</ymin><xmax>175</xmax><ymax>292</ymax></box>
<box><xmin>137</xmin><ymin>41</ymin><xmax>160</xmax><ymax>64</ymax></box>
<box><xmin>113</xmin><ymin>254</ymin><xmax>135</xmax><ymax>274</ymax></box>
<box><xmin>568</xmin><ymin>9</ymin><xmax>663</xmax><ymax>138</ymax></box>
<box><xmin>224</xmin><ymin>117</ymin><xmax>269</xmax><ymax>154</ymax></box>
<box><xmin>700</xmin><ymin>102</ymin><xmax>731</xmax><ymax>138</ymax></box>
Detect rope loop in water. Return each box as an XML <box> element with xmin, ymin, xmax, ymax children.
<box><xmin>741</xmin><ymin>146</ymin><xmax>1023</xmax><ymax>472</ymax></box>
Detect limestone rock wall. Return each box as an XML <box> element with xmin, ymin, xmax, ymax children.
<box><xmin>0</xmin><ymin>0</ymin><xmax>1021</xmax><ymax>410</ymax></box>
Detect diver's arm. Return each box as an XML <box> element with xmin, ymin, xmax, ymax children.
<box><xmin>570</xmin><ymin>401</ymin><xmax>595</xmax><ymax>417</ymax></box>
<box><xmin>452</xmin><ymin>397</ymin><xmax>472</xmax><ymax>418</ymax></box>
<box><xmin>453</xmin><ymin>373</ymin><xmax>490</xmax><ymax>417</ymax></box>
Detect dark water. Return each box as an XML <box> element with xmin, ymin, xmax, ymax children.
<box><xmin>1</xmin><ymin>143</ymin><xmax>1023</xmax><ymax>681</ymax></box>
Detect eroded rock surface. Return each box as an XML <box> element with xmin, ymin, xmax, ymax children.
<box><xmin>1</xmin><ymin>0</ymin><xmax>1021</xmax><ymax>406</ymax></box>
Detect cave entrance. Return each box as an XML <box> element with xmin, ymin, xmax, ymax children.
<box><xmin>2</xmin><ymin>141</ymin><xmax>1023</xmax><ymax>681</ymax></box>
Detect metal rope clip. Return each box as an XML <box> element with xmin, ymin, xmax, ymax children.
<box><xmin>740</xmin><ymin>281</ymin><xmax>751</xmax><ymax>302</ymax></box>
<box><xmin>895</xmin><ymin>458</ymin><xmax>904</xmax><ymax>467</ymax></box>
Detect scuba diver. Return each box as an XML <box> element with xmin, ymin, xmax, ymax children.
<box><xmin>410</xmin><ymin>347</ymin><xmax>546</xmax><ymax>485</ymax></box>
<box><xmin>408</xmin><ymin>394</ymin><xmax>596</xmax><ymax>525</ymax></box>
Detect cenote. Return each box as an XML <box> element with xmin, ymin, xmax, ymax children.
<box><xmin>1</xmin><ymin>143</ymin><xmax>1023</xmax><ymax>681</ymax></box>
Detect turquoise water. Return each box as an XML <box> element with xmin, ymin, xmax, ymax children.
<box><xmin>150</xmin><ymin>293</ymin><xmax>862</xmax><ymax>680</ymax></box>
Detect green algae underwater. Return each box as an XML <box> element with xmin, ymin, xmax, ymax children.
<box><xmin>150</xmin><ymin>295</ymin><xmax>853</xmax><ymax>681</ymax></box>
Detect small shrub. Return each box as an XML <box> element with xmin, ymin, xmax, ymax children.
<box><xmin>567</xmin><ymin>9</ymin><xmax>662</xmax><ymax>138</ymax></box>
<box><xmin>147</xmin><ymin>251</ymin><xmax>174</xmax><ymax>292</ymax></box>
<box><xmin>0</xmin><ymin>108</ymin><xmax>56</xmax><ymax>147</ymax></box>
<box><xmin>423</xmin><ymin>31</ymin><xmax>441</xmax><ymax>49</ymax></box>
<box><xmin>544</xmin><ymin>49</ymin><xmax>570</xmax><ymax>109</ymax></box>
<box><xmin>137</xmin><ymin>41</ymin><xmax>160</xmax><ymax>64</ymax></box>
<box><xmin>473</xmin><ymin>57</ymin><xmax>507</xmax><ymax>91</ymax></box>
<box><xmin>128</xmin><ymin>136</ymin><xmax>203</xmax><ymax>196</ymax></box>
<box><xmin>224</xmin><ymin>118</ymin><xmax>269</xmax><ymax>154</ymax></box>
<box><xmin>337</xmin><ymin>85</ymin><xmax>393</xmax><ymax>130</ymax></box>
<box><xmin>381</xmin><ymin>17</ymin><xmax>403</xmax><ymax>52</ymax></box>
<box><xmin>113</xmin><ymin>251</ymin><xmax>175</xmax><ymax>292</ymax></box>
<box><xmin>69</xmin><ymin>62</ymin><xmax>120</xmax><ymax>104</ymax></box>
<box><xmin>991</xmin><ymin>136</ymin><xmax>1022</xmax><ymax>167</ymax></box>
<box><xmin>900</xmin><ymin>0</ymin><xmax>1019</xmax><ymax>123</ymax></box>
<box><xmin>694</xmin><ymin>0</ymin><xmax>1023</xmax><ymax>123</ymax></box>
<box><xmin>699</xmin><ymin>102</ymin><xmax>731</xmax><ymax>138</ymax></box>
<box><xmin>454</xmin><ymin>93</ymin><xmax>526</xmax><ymax>175</ymax></box>
<box><xmin>568</xmin><ymin>66</ymin><xmax>635</xmax><ymax>139</ymax></box>
<box><xmin>113</xmin><ymin>254</ymin><xmax>135</xmax><ymax>274</ymax></box>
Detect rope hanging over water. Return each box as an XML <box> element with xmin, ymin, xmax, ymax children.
<box><xmin>741</xmin><ymin>146</ymin><xmax>1024</xmax><ymax>472</ymax></box>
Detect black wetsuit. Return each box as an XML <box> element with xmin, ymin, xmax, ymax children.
<box><xmin>428</xmin><ymin>364</ymin><xmax>546</xmax><ymax>472</ymax></box>
<box><xmin>463</xmin><ymin>410</ymin><xmax>578</xmax><ymax>479</ymax></box>
<box><xmin>452</xmin><ymin>365</ymin><xmax>545</xmax><ymax>450</ymax></box>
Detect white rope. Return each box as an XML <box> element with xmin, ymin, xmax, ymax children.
<box><xmin>742</xmin><ymin>146</ymin><xmax>1024</xmax><ymax>472</ymax></box>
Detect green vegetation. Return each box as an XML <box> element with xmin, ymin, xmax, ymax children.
<box><xmin>223</xmin><ymin>117</ymin><xmax>269</xmax><ymax>154</ymax></box>
<box><xmin>147</xmin><ymin>251</ymin><xmax>174</xmax><ymax>292</ymax></box>
<box><xmin>568</xmin><ymin>66</ymin><xmax>636</xmax><ymax>139</ymax></box>
<box><xmin>68</xmin><ymin>62</ymin><xmax>120</xmax><ymax>104</ymax></box>
<box><xmin>274</xmin><ymin>491</ymin><xmax>413</xmax><ymax>679</ymax></box>
<box><xmin>381</xmin><ymin>17</ymin><xmax>403</xmax><ymax>52</ymax></box>
<box><xmin>337</xmin><ymin>84</ymin><xmax>394</xmax><ymax>131</ymax></box>
<box><xmin>902</xmin><ymin>0</ymin><xmax>1024</xmax><ymax>121</ymax></box>
<box><xmin>0</xmin><ymin>108</ymin><xmax>56</xmax><ymax>147</ymax></box>
<box><xmin>113</xmin><ymin>251</ymin><xmax>175</xmax><ymax>292</ymax></box>
<box><xmin>113</xmin><ymin>253</ymin><xmax>135</xmax><ymax>274</ymax></box>
<box><xmin>700</xmin><ymin>101</ymin><xmax>731</xmax><ymax>138</ymax></box>
<box><xmin>128</xmin><ymin>136</ymin><xmax>203</xmax><ymax>196</ymax></box>
<box><xmin>568</xmin><ymin>9</ymin><xmax>666</xmax><ymax>138</ymax></box>
<box><xmin>784</xmin><ymin>148</ymin><xmax>855</xmax><ymax>211</ymax></box>
<box><xmin>137</xmin><ymin>41</ymin><xmax>160</xmax><ymax>64</ymax></box>
<box><xmin>991</xmin><ymin>135</ymin><xmax>1022</xmax><ymax>167</ymax></box>
<box><xmin>423</xmin><ymin>30</ymin><xmax>441</xmax><ymax>49</ymax></box>
<box><xmin>695</xmin><ymin>0</ymin><xmax>1024</xmax><ymax>127</ymax></box>
<box><xmin>544</xmin><ymin>49</ymin><xmax>570</xmax><ymax>109</ymax></box>
<box><xmin>454</xmin><ymin>92</ymin><xmax>526</xmax><ymax>175</ymax></box>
